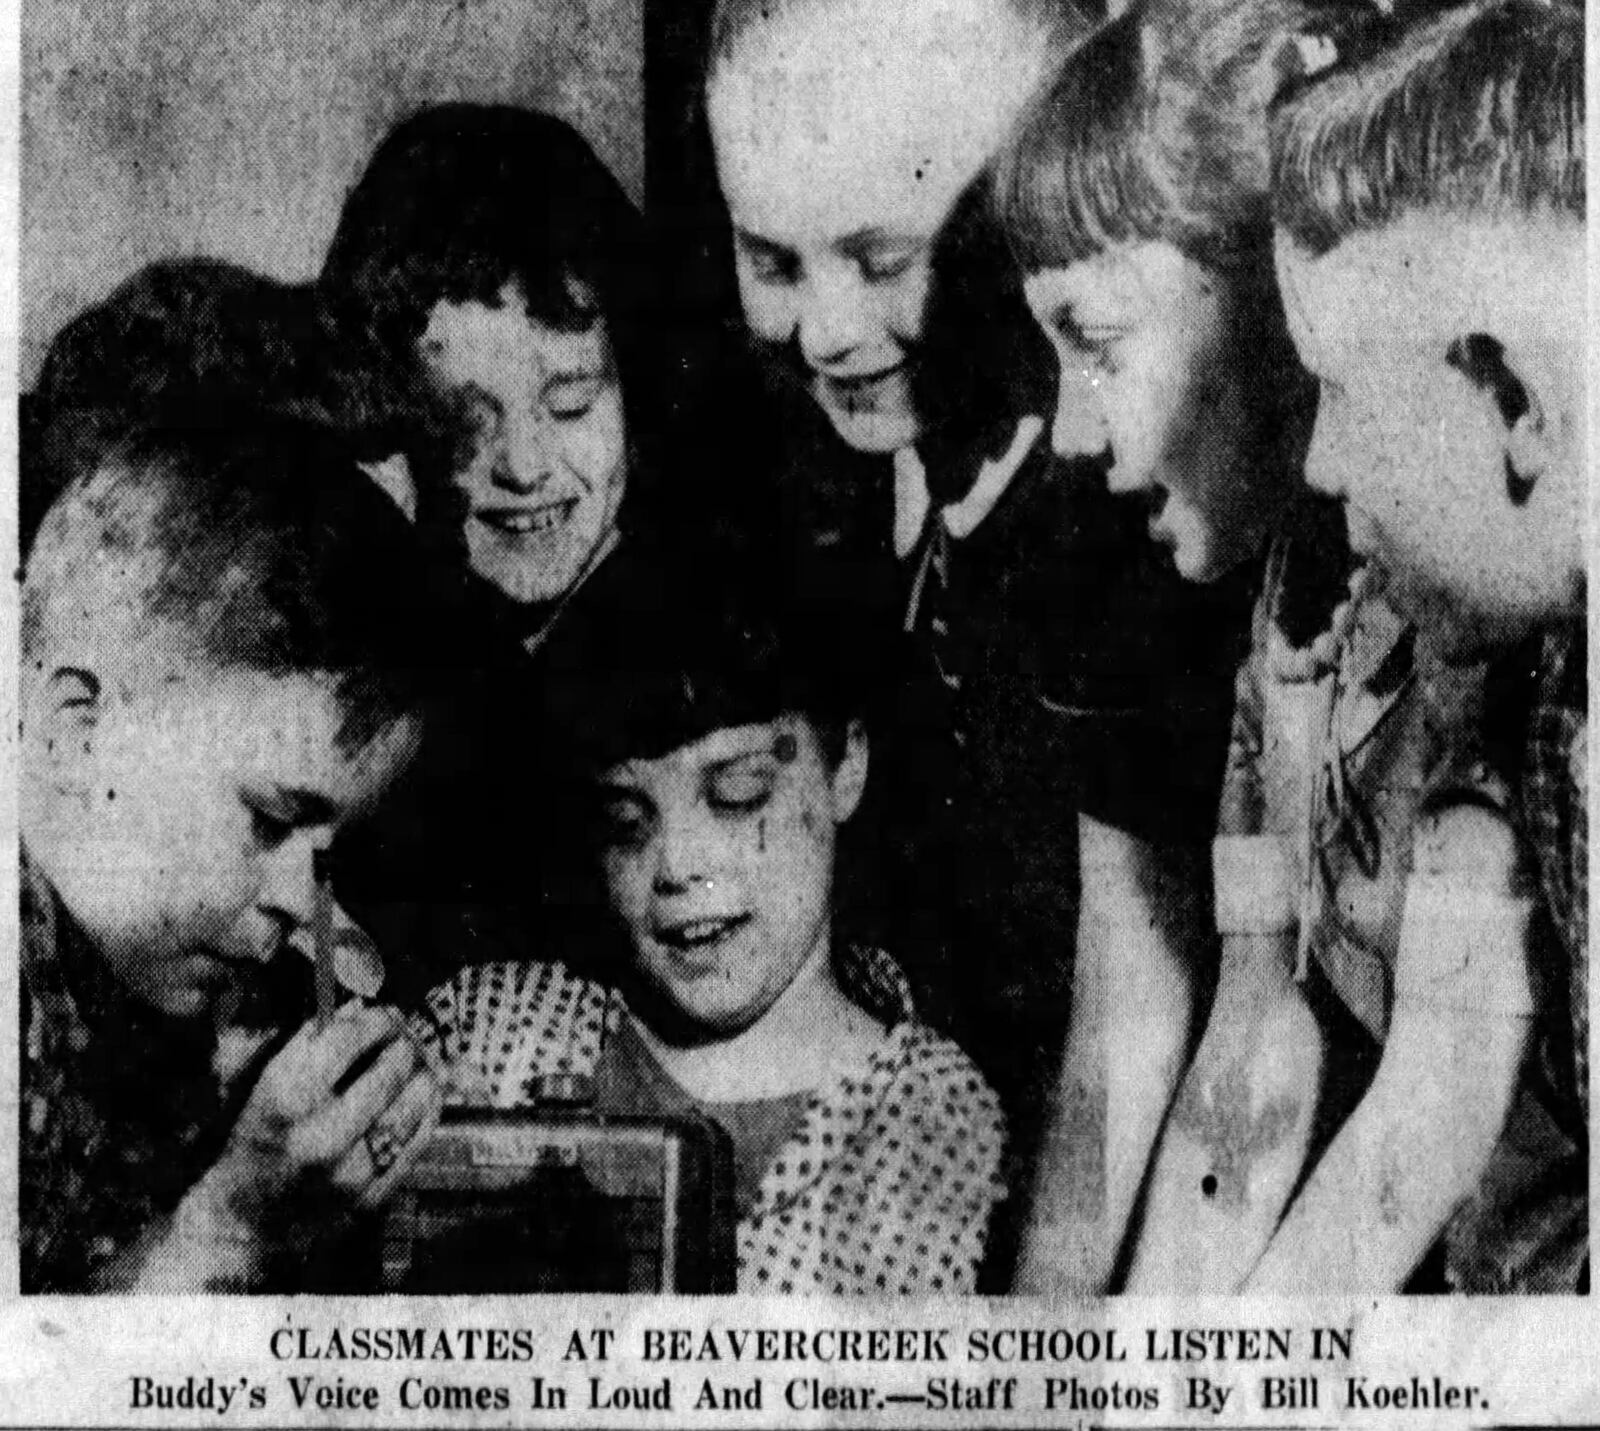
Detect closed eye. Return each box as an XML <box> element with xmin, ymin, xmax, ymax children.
<box><xmin>245</xmin><ymin>801</ymin><xmax>295</xmax><ymax>847</ymax></box>
<box><xmin>707</xmin><ymin>757</ymin><xmax>777</xmax><ymax>813</ymax></box>
<box><xmin>544</xmin><ymin>374</ymin><xmax>606</xmax><ymax>419</ymax></box>
<box><xmin>736</xmin><ymin>233</ymin><xmax>800</xmax><ymax>285</ymax></box>
<box><xmin>598</xmin><ymin>794</ymin><xmax>653</xmax><ymax>849</ymax></box>
<box><xmin>858</xmin><ymin>247</ymin><xmax>919</xmax><ymax>283</ymax></box>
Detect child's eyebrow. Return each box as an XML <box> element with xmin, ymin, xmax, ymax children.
<box><xmin>541</xmin><ymin>366</ymin><xmax>608</xmax><ymax>393</ymax></box>
<box><xmin>733</xmin><ymin>226</ymin><xmax>794</xmax><ymax>257</ymax></box>
<box><xmin>703</xmin><ymin>742</ymin><xmax>782</xmax><ymax>775</ymax></box>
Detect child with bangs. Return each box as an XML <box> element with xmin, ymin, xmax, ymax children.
<box><xmin>1263</xmin><ymin>0</ymin><xmax>1586</xmax><ymax>1293</ymax></box>
<box><xmin>428</xmin><ymin>560</ymin><xmax>1008</xmax><ymax>1294</ymax></box>
<box><xmin>991</xmin><ymin>0</ymin><xmax>1346</xmax><ymax>1294</ymax></box>
<box><xmin>993</xmin><ymin>0</ymin><xmax>1582</xmax><ymax>1295</ymax></box>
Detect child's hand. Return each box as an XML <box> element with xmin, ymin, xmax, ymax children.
<box><xmin>181</xmin><ymin>1004</ymin><xmax>442</xmax><ymax>1273</ymax></box>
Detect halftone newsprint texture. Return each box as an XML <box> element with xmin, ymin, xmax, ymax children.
<box><xmin>3</xmin><ymin>0</ymin><xmax>1594</xmax><ymax>1424</ymax></box>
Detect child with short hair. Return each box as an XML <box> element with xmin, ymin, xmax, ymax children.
<box><xmin>432</xmin><ymin>563</ymin><xmax>1008</xmax><ymax>1293</ymax></box>
<box><xmin>20</xmin><ymin>416</ymin><xmax>450</xmax><ymax>1291</ymax></box>
<box><xmin>991</xmin><ymin>0</ymin><xmax>1354</xmax><ymax>1294</ymax></box>
<box><xmin>1261</xmin><ymin>0</ymin><xmax>1586</xmax><ymax>1292</ymax></box>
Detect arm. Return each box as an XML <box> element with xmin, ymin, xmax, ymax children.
<box><xmin>1013</xmin><ymin>814</ymin><xmax>1209</xmax><ymax>1295</ymax></box>
<box><xmin>1122</xmin><ymin>926</ymin><xmax>1326</xmax><ymax>1293</ymax></box>
<box><xmin>1244</xmin><ymin>806</ymin><xmax>1535</xmax><ymax>1293</ymax></box>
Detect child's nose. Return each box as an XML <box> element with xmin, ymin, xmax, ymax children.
<box><xmin>491</xmin><ymin>413</ymin><xmax>556</xmax><ymax>494</ymax></box>
<box><xmin>1050</xmin><ymin>366</ymin><xmax>1111</xmax><ymax>463</ymax></box>
<box><xmin>652</xmin><ymin>812</ymin><xmax>720</xmax><ymax>894</ymax></box>
<box><xmin>798</xmin><ymin>270</ymin><xmax>874</xmax><ymax>370</ymax></box>
<box><xmin>257</xmin><ymin>836</ymin><xmax>326</xmax><ymax>946</ymax></box>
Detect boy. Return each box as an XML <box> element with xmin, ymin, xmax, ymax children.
<box><xmin>20</xmin><ymin>416</ymin><xmax>449</xmax><ymax>1291</ymax></box>
<box><xmin>1125</xmin><ymin>0</ymin><xmax>1583</xmax><ymax>1292</ymax></box>
<box><xmin>1255</xmin><ymin>0</ymin><xmax>1586</xmax><ymax>1291</ymax></box>
<box><xmin>431</xmin><ymin>563</ymin><xmax>1008</xmax><ymax>1292</ymax></box>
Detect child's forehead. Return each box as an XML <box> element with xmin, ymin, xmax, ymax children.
<box><xmin>1275</xmin><ymin>212</ymin><xmax>1583</xmax><ymax>356</ymax></box>
<box><xmin>601</xmin><ymin>716</ymin><xmax>814</xmax><ymax>785</ymax></box>
<box><xmin>126</xmin><ymin>666</ymin><xmax>416</xmax><ymax>790</ymax></box>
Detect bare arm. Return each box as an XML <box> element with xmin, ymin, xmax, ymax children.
<box><xmin>1244</xmin><ymin>806</ymin><xmax>1535</xmax><ymax>1293</ymax></box>
<box><xmin>1013</xmin><ymin>814</ymin><xmax>1209</xmax><ymax>1295</ymax></box>
<box><xmin>1122</xmin><ymin>926</ymin><xmax>1326</xmax><ymax>1293</ymax></box>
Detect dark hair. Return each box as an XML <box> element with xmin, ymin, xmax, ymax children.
<box><xmin>319</xmin><ymin>105</ymin><xmax>655</xmax><ymax>444</ymax></box>
<box><xmin>994</xmin><ymin>0</ymin><xmax>1330</xmax><ymax>275</ymax></box>
<box><xmin>23</xmin><ymin>257</ymin><xmax>429</xmax><ymax>544</ymax></box>
<box><xmin>542</xmin><ymin>549</ymin><xmax>870</xmax><ymax>778</ymax></box>
<box><xmin>1271</xmin><ymin>0</ymin><xmax>1584</xmax><ymax>257</ymax></box>
<box><xmin>30</xmin><ymin>257</ymin><xmax>419</xmax><ymax>455</ymax></box>
<box><xmin>23</xmin><ymin>415</ymin><xmax>462</xmax><ymax>752</ymax></box>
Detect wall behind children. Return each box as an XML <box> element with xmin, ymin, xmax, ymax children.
<box><xmin>21</xmin><ymin>0</ymin><xmax>643</xmax><ymax>388</ymax></box>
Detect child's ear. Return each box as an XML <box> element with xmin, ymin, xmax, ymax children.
<box><xmin>1443</xmin><ymin>333</ymin><xmax>1553</xmax><ymax>509</ymax></box>
<box><xmin>830</xmin><ymin>721</ymin><xmax>870</xmax><ymax>825</ymax></box>
<box><xmin>34</xmin><ymin>666</ymin><xmax>102</xmax><ymax>795</ymax></box>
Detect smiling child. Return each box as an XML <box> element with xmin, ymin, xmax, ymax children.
<box><xmin>431</xmin><ymin>563</ymin><xmax>1008</xmax><ymax>1292</ymax></box>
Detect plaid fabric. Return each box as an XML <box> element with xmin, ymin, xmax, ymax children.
<box><xmin>19</xmin><ymin>858</ymin><xmax>231</xmax><ymax>1292</ymax></box>
<box><xmin>1215</xmin><ymin>538</ymin><xmax>1587</xmax><ymax>1293</ymax></box>
<box><xmin>1520</xmin><ymin>626</ymin><xmax>1588</xmax><ymax>1123</ymax></box>
<box><xmin>434</xmin><ymin>944</ymin><xmax>1008</xmax><ymax>1293</ymax></box>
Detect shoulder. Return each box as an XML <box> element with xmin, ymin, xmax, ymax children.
<box><xmin>863</xmin><ymin>1021</ymin><xmax>1008</xmax><ymax>1190</ymax></box>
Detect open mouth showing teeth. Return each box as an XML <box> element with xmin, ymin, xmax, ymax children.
<box><xmin>655</xmin><ymin>914</ymin><xmax>751</xmax><ymax>951</ymax></box>
<box><xmin>479</xmin><ymin>501</ymin><xmax>577</xmax><ymax>536</ymax></box>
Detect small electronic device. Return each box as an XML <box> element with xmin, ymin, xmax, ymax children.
<box><xmin>379</xmin><ymin>1107</ymin><xmax>736</xmax><ymax>1292</ymax></box>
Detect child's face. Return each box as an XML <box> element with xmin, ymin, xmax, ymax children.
<box><xmin>708</xmin><ymin>1</ymin><xmax>1046</xmax><ymax>454</ymax></box>
<box><xmin>421</xmin><ymin>285</ymin><xmax>628</xmax><ymax>605</ymax></box>
<box><xmin>1276</xmin><ymin>214</ymin><xmax>1584</xmax><ymax>659</ymax></box>
<box><xmin>597</xmin><ymin>716</ymin><xmax>866</xmax><ymax>1038</ymax></box>
<box><xmin>1025</xmin><ymin>243</ymin><xmax>1284</xmax><ymax>582</ymax></box>
<box><xmin>26</xmin><ymin>666</ymin><xmax>418</xmax><ymax>1020</ymax></box>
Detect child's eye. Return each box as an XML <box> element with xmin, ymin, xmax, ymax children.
<box><xmin>859</xmin><ymin>248</ymin><xmax>918</xmax><ymax>283</ymax></box>
<box><xmin>707</xmin><ymin>762</ymin><xmax>777</xmax><ymax>813</ymax></box>
<box><xmin>740</xmin><ymin>241</ymin><xmax>800</xmax><ymax>286</ymax></box>
<box><xmin>546</xmin><ymin>376</ymin><xmax>605</xmax><ymax>421</ymax></box>
<box><xmin>1079</xmin><ymin>329</ymin><xmax>1125</xmax><ymax>376</ymax></box>
<box><xmin>597</xmin><ymin>798</ymin><xmax>652</xmax><ymax>850</ymax></box>
<box><xmin>246</xmin><ymin>803</ymin><xmax>295</xmax><ymax>846</ymax></box>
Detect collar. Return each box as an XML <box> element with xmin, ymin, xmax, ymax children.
<box><xmin>891</xmin><ymin>416</ymin><xmax>1046</xmax><ymax>559</ymax></box>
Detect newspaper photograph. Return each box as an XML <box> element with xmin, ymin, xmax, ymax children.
<box><xmin>4</xmin><ymin>0</ymin><xmax>1592</xmax><ymax>1422</ymax></box>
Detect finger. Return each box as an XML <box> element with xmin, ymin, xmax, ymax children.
<box><xmin>301</xmin><ymin>1004</ymin><xmax>411</xmax><ymax>1088</ymax></box>
<box><xmin>326</xmin><ymin>1067</ymin><xmax>440</xmax><ymax>1198</ymax></box>
<box><xmin>262</xmin><ymin>1004</ymin><xmax>403</xmax><ymax>1115</ymax></box>
<box><xmin>290</xmin><ymin>1034</ymin><xmax>422</xmax><ymax>1171</ymax></box>
<box><xmin>357</xmin><ymin>1075</ymin><xmax>446</xmax><ymax>1209</ymax></box>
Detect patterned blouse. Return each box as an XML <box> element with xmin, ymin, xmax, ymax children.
<box><xmin>1519</xmin><ymin>625</ymin><xmax>1588</xmax><ymax>1126</ymax></box>
<box><xmin>20</xmin><ymin>858</ymin><xmax>234</xmax><ymax>1292</ymax></box>
<box><xmin>428</xmin><ymin>944</ymin><xmax>1008</xmax><ymax>1294</ymax></box>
